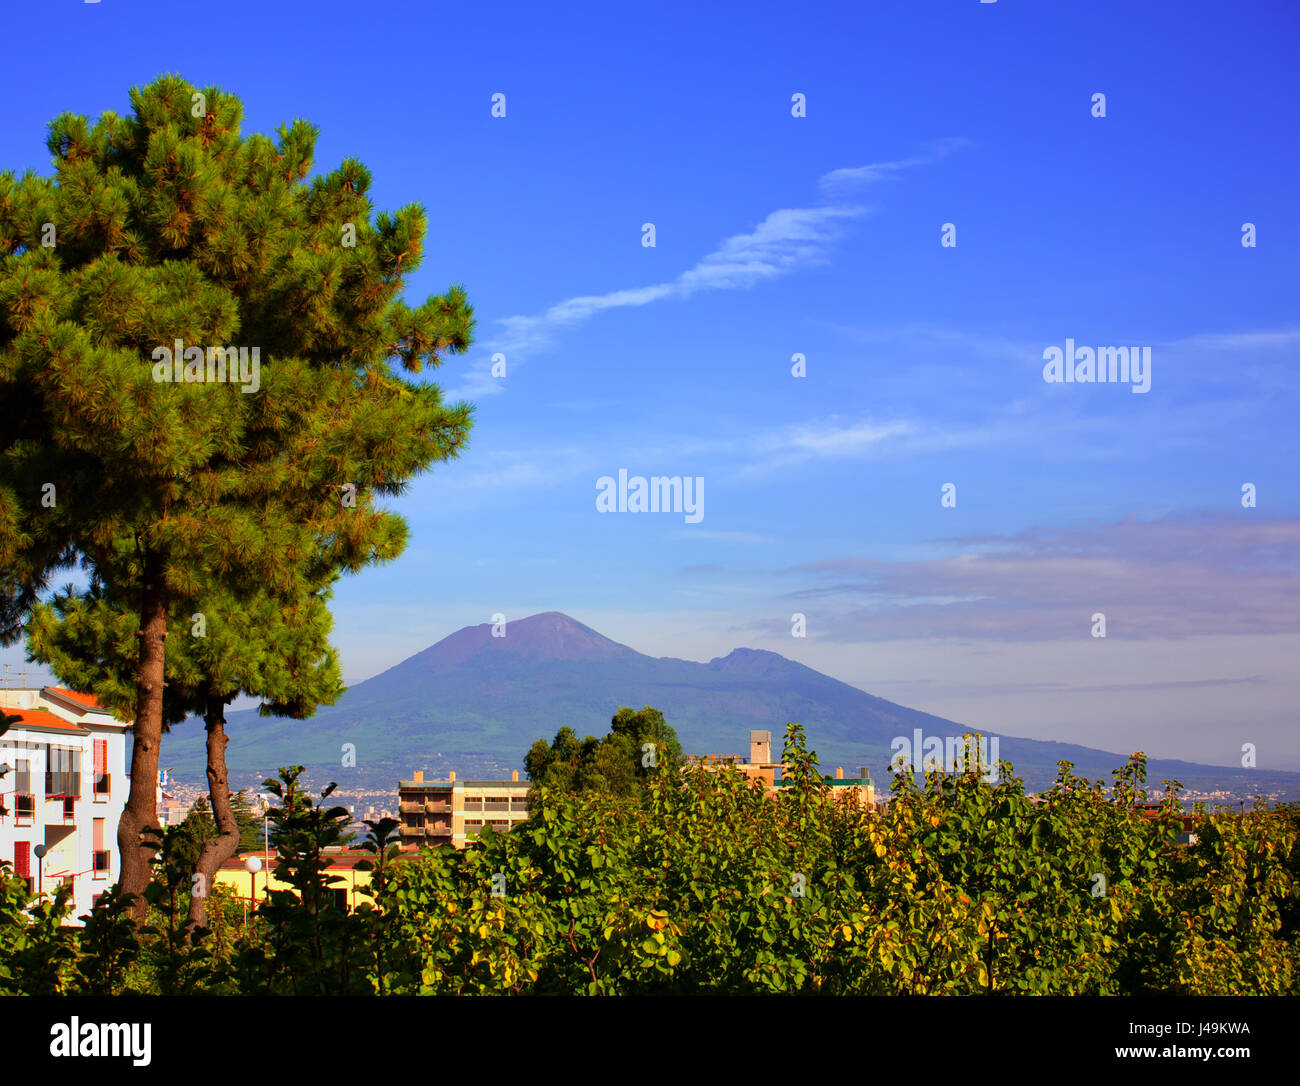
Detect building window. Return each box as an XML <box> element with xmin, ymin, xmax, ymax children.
<box><xmin>45</xmin><ymin>745</ymin><xmax>81</xmax><ymax>797</ymax></box>
<box><xmin>14</xmin><ymin>759</ymin><xmax>34</xmax><ymax>820</ymax></box>
<box><xmin>93</xmin><ymin>818</ymin><xmax>109</xmax><ymax>877</ymax></box>
<box><xmin>63</xmin><ymin>795</ymin><xmax>76</xmax><ymax>822</ymax></box>
<box><xmin>331</xmin><ymin>888</ymin><xmax>349</xmax><ymax>912</ymax></box>
<box><xmin>93</xmin><ymin>739</ymin><xmax>109</xmax><ymax>798</ymax></box>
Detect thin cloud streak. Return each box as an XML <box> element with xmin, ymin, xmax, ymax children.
<box><xmin>445</xmin><ymin>143</ymin><xmax>966</xmax><ymax>400</ymax></box>
<box><xmin>773</xmin><ymin>516</ymin><xmax>1300</xmax><ymax>641</ymax></box>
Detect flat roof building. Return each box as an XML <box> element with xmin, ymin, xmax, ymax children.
<box><xmin>772</xmin><ymin>764</ymin><xmax>876</xmax><ymax>808</ymax></box>
<box><xmin>397</xmin><ymin>769</ymin><xmax>530</xmax><ymax>849</ymax></box>
<box><xmin>688</xmin><ymin>730</ymin><xmax>788</xmax><ymax>787</ymax></box>
<box><xmin>690</xmin><ymin>731</ymin><xmax>878</xmax><ymax>808</ymax></box>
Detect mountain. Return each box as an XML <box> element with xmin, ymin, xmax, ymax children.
<box><xmin>163</xmin><ymin>611</ymin><xmax>1300</xmax><ymax>800</ymax></box>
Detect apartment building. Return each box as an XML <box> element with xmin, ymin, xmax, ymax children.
<box><xmin>397</xmin><ymin>770</ymin><xmax>530</xmax><ymax>849</ymax></box>
<box><xmin>0</xmin><ymin>686</ymin><xmax>130</xmax><ymax>921</ymax></box>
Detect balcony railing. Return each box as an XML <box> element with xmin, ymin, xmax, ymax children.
<box><xmin>424</xmin><ymin>802</ymin><xmax>451</xmax><ymax>814</ymax></box>
<box><xmin>425</xmin><ymin>823</ymin><xmax>452</xmax><ymax>836</ymax></box>
<box><xmin>13</xmin><ymin>793</ymin><xmax>35</xmax><ymax>822</ymax></box>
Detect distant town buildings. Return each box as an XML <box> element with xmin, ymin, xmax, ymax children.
<box><xmin>688</xmin><ymin>729</ymin><xmax>788</xmax><ymax>787</ymax></box>
<box><xmin>397</xmin><ymin>769</ymin><xmax>530</xmax><ymax>848</ymax></box>
<box><xmin>157</xmin><ymin>769</ymin><xmax>193</xmax><ymax>828</ymax></box>
<box><xmin>0</xmin><ymin>686</ymin><xmax>130</xmax><ymax>921</ymax></box>
<box><xmin>393</xmin><ymin>732</ymin><xmax>879</xmax><ymax>855</ymax></box>
<box><xmin>772</xmin><ymin>764</ymin><xmax>877</xmax><ymax>808</ymax></box>
<box><xmin>690</xmin><ymin>729</ymin><xmax>879</xmax><ymax>808</ymax></box>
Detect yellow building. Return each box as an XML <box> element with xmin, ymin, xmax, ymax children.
<box><xmin>214</xmin><ymin>848</ymin><xmax>376</xmax><ymax>911</ymax></box>
<box><xmin>397</xmin><ymin>769</ymin><xmax>531</xmax><ymax>849</ymax></box>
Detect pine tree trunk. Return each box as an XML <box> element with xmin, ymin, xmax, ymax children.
<box><xmin>188</xmin><ymin>697</ymin><xmax>240</xmax><ymax>933</ymax></box>
<box><xmin>117</xmin><ymin>546</ymin><xmax>167</xmax><ymax>920</ymax></box>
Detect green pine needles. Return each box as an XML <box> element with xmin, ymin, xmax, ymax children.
<box><xmin>0</xmin><ymin>74</ymin><xmax>475</xmax><ymax>915</ymax></box>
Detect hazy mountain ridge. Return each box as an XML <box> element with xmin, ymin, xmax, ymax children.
<box><xmin>163</xmin><ymin>612</ymin><xmax>1300</xmax><ymax>801</ymax></box>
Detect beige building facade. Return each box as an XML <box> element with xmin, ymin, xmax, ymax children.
<box><xmin>691</xmin><ymin>730</ymin><xmax>877</xmax><ymax>807</ymax></box>
<box><xmin>397</xmin><ymin>770</ymin><xmax>530</xmax><ymax>849</ymax></box>
<box><xmin>687</xmin><ymin>729</ymin><xmax>788</xmax><ymax>786</ymax></box>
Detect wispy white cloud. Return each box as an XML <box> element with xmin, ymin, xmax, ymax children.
<box><xmin>1165</xmin><ymin>329</ymin><xmax>1300</xmax><ymax>351</ymax></box>
<box><xmin>483</xmin><ymin>205</ymin><xmax>865</xmax><ymax>363</ymax></box>
<box><xmin>817</xmin><ymin>138</ymin><xmax>972</xmax><ymax>193</ymax></box>
<box><xmin>445</xmin><ymin>142</ymin><xmax>967</xmax><ymax>400</ymax></box>
<box><xmin>764</xmin><ymin>419</ymin><xmax>915</xmax><ymax>458</ymax></box>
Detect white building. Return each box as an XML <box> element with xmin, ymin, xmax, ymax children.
<box><xmin>0</xmin><ymin>686</ymin><xmax>130</xmax><ymax>922</ymax></box>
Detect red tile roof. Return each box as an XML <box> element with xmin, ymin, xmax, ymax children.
<box><xmin>45</xmin><ymin>686</ymin><xmax>105</xmax><ymax>710</ymax></box>
<box><xmin>3</xmin><ymin>708</ymin><xmax>89</xmax><ymax>734</ymax></box>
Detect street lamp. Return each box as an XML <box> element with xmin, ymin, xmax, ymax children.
<box><xmin>33</xmin><ymin>843</ymin><xmax>47</xmax><ymax>896</ymax></box>
<box><xmin>243</xmin><ymin>855</ymin><xmax>262</xmax><ymax>923</ymax></box>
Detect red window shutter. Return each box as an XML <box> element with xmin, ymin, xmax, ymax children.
<box><xmin>93</xmin><ymin>819</ymin><xmax>105</xmax><ymax>852</ymax></box>
<box><xmin>14</xmin><ymin>842</ymin><xmax>30</xmax><ymax>878</ymax></box>
<box><xmin>94</xmin><ymin>739</ymin><xmax>107</xmax><ymax>779</ymax></box>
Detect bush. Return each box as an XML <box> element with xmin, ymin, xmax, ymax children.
<box><xmin>0</xmin><ymin>731</ymin><xmax>1295</xmax><ymax>995</ymax></box>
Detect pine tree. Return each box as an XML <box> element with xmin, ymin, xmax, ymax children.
<box><xmin>0</xmin><ymin>75</ymin><xmax>474</xmax><ymax>913</ymax></box>
<box><xmin>27</xmin><ymin>573</ymin><xmax>342</xmax><ymax>928</ymax></box>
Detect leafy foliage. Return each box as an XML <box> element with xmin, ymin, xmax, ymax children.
<box><xmin>0</xmin><ymin>73</ymin><xmax>474</xmax><ymax>905</ymax></box>
<box><xmin>0</xmin><ymin>730</ymin><xmax>1295</xmax><ymax>995</ymax></box>
<box><xmin>523</xmin><ymin>706</ymin><xmax>684</xmax><ymax>801</ymax></box>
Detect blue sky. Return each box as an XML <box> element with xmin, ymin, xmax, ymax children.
<box><xmin>3</xmin><ymin>1</ymin><xmax>1299</xmax><ymax>769</ymax></box>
